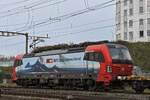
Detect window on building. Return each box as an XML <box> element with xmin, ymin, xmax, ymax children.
<box><xmin>129</xmin><ymin>20</ymin><xmax>133</xmax><ymax>27</ymax></box>
<box><xmin>140</xmin><ymin>31</ymin><xmax>144</xmax><ymax>37</ymax></box>
<box><xmin>124</xmin><ymin>32</ymin><xmax>127</xmax><ymax>40</ymax></box>
<box><xmin>129</xmin><ymin>32</ymin><xmax>133</xmax><ymax>41</ymax></box>
<box><xmin>116</xmin><ymin>33</ymin><xmax>121</xmax><ymax>40</ymax></box>
<box><xmin>116</xmin><ymin>23</ymin><xmax>121</xmax><ymax>31</ymax></box>
<box><xmin>129</xmin><ymin>8</ymin><xmax>133</xmax><ymax>16</ymax></box>
<box><xmin>147</xmin><ymin>18</ymin><xmax>150</xmax><ymax>25</ymax></box>
<box><xmin>148</xmin><ymin>0</ymin><xmax>150</xmax><ymax>7</ymax></box>
<box><xmin>139</xmin><ymin>19</ymin><xmax>144</xmax><ymax>25</ymax></box>
<box><xmin>124</xmin><ymin>10</ymin><xmax>127</xmax><ymax>16</ymax></box>
<box><xmin>147</xmin><ymin>0</ymin><xmax>150</xmax><ymax>12</ymax></box>
<box><xmin>140</xmin><ymin>0</ymin><xmax>143</xmax><ymax>2</ymax></box>
<box><xmin>147</xmin><ymin>30</ymin><xmax>150</xmax><ymax>36</ymax></box>
<box><xmin>139</xmin><ymin>7</ymin><xmax>144</xmax><ymax>14</ymax></box>
<box><xmin>124</xmin><ymin>21</ymin><xmax>127</xmax><ymax>29</ymax></box>
<box><xmin>130</xmin><ymin>0</ymin><xmax>133</xmax><ymax>4</ymax></box>
<box><xmin>117</xmin><ymin>14</ymin><xmax>121</xmax><ymax>23</ymax></box>
<box><xmin>124</xmin><ymin>0</ymin><xmax>127</xmax><ymax>6</ymax></box>
<box><xmin>148</xmin><ymin>7</ymin><xmax>150</xmax><ymax>12</ymax></box>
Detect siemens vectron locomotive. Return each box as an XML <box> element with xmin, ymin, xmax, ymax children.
<box><xmin>12</xmin><ymin>43</ymin><xmax>133</xmax><ymax>90</ymax></box>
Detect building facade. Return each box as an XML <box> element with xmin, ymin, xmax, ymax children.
<box><xmin>116</xmin><ymin>0</ymin><xmax>150</xmax><ymax>42</ymax></box>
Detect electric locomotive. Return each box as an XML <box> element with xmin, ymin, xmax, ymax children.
<box><xmin>11</xmin><ymin>43</ymin><xmax>133</xmax><ymax>90</ymax></box>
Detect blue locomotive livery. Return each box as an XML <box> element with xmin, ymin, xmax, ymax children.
<box><xmin>15</xmin><ymin>52</ymin><xmax>100</xmax><ymax>73</ymax></box>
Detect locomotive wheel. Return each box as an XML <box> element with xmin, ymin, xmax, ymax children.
<box><xmin>87</xmin><ymin>80</ymin><xmax>97</xmax><ymax>91</ymax></box>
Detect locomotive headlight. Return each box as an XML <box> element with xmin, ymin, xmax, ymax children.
<box><xmin>107</xmin><ymin>66</ymin><xmax>112</xmax><ymax>73</ymax></box>
<box><xmin>117</xmin><ymin>76</ymin><xmax>122</xmax><ymax>80</ymax></box>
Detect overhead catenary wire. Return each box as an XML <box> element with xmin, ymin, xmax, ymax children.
<box><xmin>0</xmin><ymin>0</ymin><xmax>54</xmax><ymax>13</ymax></box>
<box><xmin>0</xmin><ymin>18</ymin><xmax>115</xmax><ymax>43</ymax></box>
<box><xmin>2</xmin><ymin>16</ymin><xmax>150</xmax><ymax>48</ymax></box>
<box><xmin>0</xmin><ymin>17</ymin><xmax>114</xmax><ymax>43</ymax></box>
<box><xmin>15</xmin><ymin>0</ymin><xmax>115</xmax><ymax>32</ymax></box>
<box><xmin>0</xmin><ymin>0</ymin><xmax>141</xmax><ymax>36</ymax></box>
<box><xmin>14</xmin><ymin>0</ymin><xmax>135</xmax><ymax>32</ymax></box>
<box><xmin>35</xmin><ymin>10</ymin><xmax>150</xmax><ymax>35</ymax></box>
<box><xmin>0</xmin><ymin>1</ymin><xmax>116</xmax><ymax>46</ymax></box>
<box><xmin>35</xmin><ymin>17</ymin><xmax>115</xmax><ymax>34</ymax></box>
<box><xmin>0</xmin><ymin>0</ymin><xmax>48</xmax><ymax>14</ymax></box>
<box><xmin>0</xmin><ymin>0</ymin><xmax>68</xmax><ymax>19</ymax></box>
<box><xmin>44</xmin><ymin>18</ymin><xmax>150</xmax><ymax>39</ymax></box>
<box><xmin>0</xmin><ymin>0</ymin><xmax>113</xmax><ymax>43</ymax></box>
<box><xmin>0</xmin><ymin>0</ymin><xmax>130</xmax><ymax>31</ymax></box>
<box><xmin>1</xmin><ymin>7</ymin><xmax>149</xmax><ymax>31</ymax></box>
<box><xmin>0</xmin><ymin>0</ymin><xmax>121</xmax><ymax>32</ymax></box>
<box><xmin>16</xmin><ymin>8</ymin><xmax>150</xmax><ymax>33</ymax></box>
<box><xmin>3</xmin><ymin>11</ymin><xmax>150</xmax><ymax>46</ymax></box>
<box><xmin>0</xmin><ymin>24</ymin><xmax>113</xmax><ymax>47</ymax></box>
<box><xmin>0</xmin><ymin>0</ymin><xmax>147</xmax><ymax>34</ymax></box>
<box><xmin>0</xmin><ymin>1</ymin><xmax>65</xmax><ymax>28</ymax></box>
<box><xmin>0</xmin><ymin>0</ymin><xmax>32</xmax><ymax>6</ymax></box>
<box><xmin>19</xmin><ymin>16</ymin><xmax>150</xmax><ymax>44</ymax></box>
<box><xmin>0</xmin><ymin>0</ymin><xmax>110</xmax><ymax>28</ymax></box>
<box><xmin>52</xmin><ymin>24</ymin><xmax>114</xmax><ymax>38</ymax></box>
<box><xmin>9</xmin><ymin>0</ymin><xmax>68</xmax><ymax>31</ymax></box>
<box><xmin>0</xmin><ymin>0</ymin><xmax>128</xmax><ymax>28</ymax></box>
<box><xmin>0</xmin><ymin>16</ymin><xmax>54</xmax><ymax>27</ymax></box>
<box><xmin>0</xmin><ymin>0</ymin><xmax>137</xmax><ymax>47</ymax></box>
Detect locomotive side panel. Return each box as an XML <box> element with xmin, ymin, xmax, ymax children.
<box><xmin>15</xmin><ymin>52</ymin><xmax>100</xmax><ymax>87</ymax></box>
<box><xmin>16</xmin><ymin>52</ymin><xmax>100</xmax><ymax>74</ymax></box>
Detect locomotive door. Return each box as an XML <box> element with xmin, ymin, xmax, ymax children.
<box><xmin>84</xmin><ymin>52</ymin><xmax>105</xmax><ymax>75</ymax></box>
<box><xmin>84</xmin><ymin>52</ymin><xmax>98</xmax><ymax>74</ymax></box>
<box><xmin>85</xmin><ymin>61</ymin><xmax>95</xmax><ymax>73</ymax></box>
<box><xmin>91</xmin><ymin>61</ymin><xmax>97</xmax><ymax>72</ymax></box>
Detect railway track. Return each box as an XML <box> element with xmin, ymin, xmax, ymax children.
<box><xmin>0</xmin><ymin>87</ymin><xmax>150</xmax><ymax>100</ymax></box>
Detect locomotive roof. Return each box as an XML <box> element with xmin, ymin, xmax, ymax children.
<box><xmin>24</xmin><ymin>41</ymin><xmax>130</xmax><ymax>57</ymax></box>
<box><xmin>31</xmin><ymin>40</ymin><xmax>109</xmax><ymax>54</ymax></box>
<box><xmin>105</xmin><ymin>43</ymin><xmax>128</xmax><ymax>49</ymax></box>
<box><xmin>24</xmin><ymin>47</ymin><xmax>85</xmax><ymax>57</ymax></box>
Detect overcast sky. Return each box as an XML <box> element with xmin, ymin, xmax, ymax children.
<box><xmin>0</xmin><ymin>0</ymin><xmax>115</xmax><ymax>56</ymax></box>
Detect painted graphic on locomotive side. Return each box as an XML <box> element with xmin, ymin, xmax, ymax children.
<box><xmin>15</xmin><ymin>52</ymin><xmax>100</xmax><ymax>73</ymax></box>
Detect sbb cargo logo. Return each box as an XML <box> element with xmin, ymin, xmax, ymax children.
<box><xmin>46</xmin><ymin>59</ymin><xmax>53</xmax><ymax>63</ymax></box>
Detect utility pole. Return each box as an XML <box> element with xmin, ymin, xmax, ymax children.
<box><xmin>0</xmin><ymin>31</ymin><xmax>29</xmax><ymax>54</ymax></box>
<box><xmin>25</xmin><ymin>33</ymin><xmax>28</xmax><ymax>54</ymax></box>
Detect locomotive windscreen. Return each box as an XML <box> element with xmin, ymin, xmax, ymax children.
<box><xmin>107</xmin><ymin>44</ymin><xmax>132</xmax><ymax>64</ymax></box>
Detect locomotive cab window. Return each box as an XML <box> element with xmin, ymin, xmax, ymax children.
<box><xmin>84</xmin><ymin>52</ymin><xmax>105</xmax><ymax>62</ymax></box>
<box><xmin>107</xmin><ymin>44</ymin><xmax>132</xmax><ymax>64</ymax></box>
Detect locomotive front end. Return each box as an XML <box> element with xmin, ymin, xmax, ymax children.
<box><xmin>85</xmin><ymin>43</ymin><xmax>133</xmax><ymax>87</ymax></box>
<box><xmin>106</xmin><ymin>44</ymin><xmax>133</xmax><ymax>81</ymax></box>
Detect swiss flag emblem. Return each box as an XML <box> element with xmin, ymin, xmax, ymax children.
<box><xmin>46</xmin><ymin>59</ymin><xmax>53</xmax><ymax>63</ymax></box>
